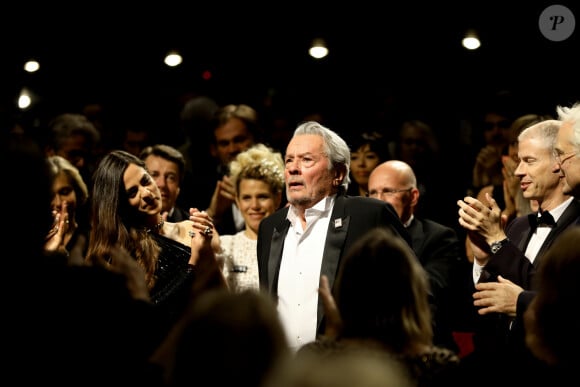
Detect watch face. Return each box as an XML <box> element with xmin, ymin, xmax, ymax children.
<box><xmin>490</xmin><ymin>239</ymin><xmax>507</xmax><ymax>254</ymax></box>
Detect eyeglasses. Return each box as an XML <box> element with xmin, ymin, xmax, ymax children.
<box><xmin>368</xmin><ymin>187</ymin><xmax>413</xmax><ymax>198</ymax></box>
<box><xmin>555</xmin><ymin>150</ymin><xmax>577</xmax><ymax>165</ymax></box>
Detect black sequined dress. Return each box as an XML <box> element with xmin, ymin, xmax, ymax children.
<box><xmin>150</xmin><ymin>233</ymin><xmax>195</xmax><ymax>327</ymax></box>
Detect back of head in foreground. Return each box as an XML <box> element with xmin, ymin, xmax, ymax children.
<box><xmin>276</xmin><ymin>343</ymin><xmax>413</xmax><ymax>387</ymax></box>
<box><xmin>2</xmin><ymin>133</ymin><xmax>52</xmax><ymax>260</ymax></box>
<box><xmin>153</xmin><ymin>288</ymin><xmax>291</xmax><ymax>387</ymax></box>
<box><xmin>334</xmin><ymin>227</ymin><xmax>433</xmax><ymax>354</ymax></box>
<box><xmin>524</xmin><ymin>226</ymin><xmax>580</xmax><ymax>371</ymax></box>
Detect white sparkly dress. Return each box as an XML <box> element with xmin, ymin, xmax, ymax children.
<box><xmin>219</xmin><ymin>231</ymin><xmax>260</xmax><ymax>292</ymax></box>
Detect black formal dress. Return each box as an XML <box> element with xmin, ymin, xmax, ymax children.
<box><xmin>150</xmin><ymin>233</ymin><xmax>195</xmax><ymax>330</ymax></box>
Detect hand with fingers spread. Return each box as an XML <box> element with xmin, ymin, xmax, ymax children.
<box><xmin>457</xmin><ymin>192</ymin><xmax>506</xmax><ymax>245</ymax></box>
<box><xmin>473</xmin><ymin>275</ymin><xmax>523</xmax><ymax>317</ymax></box>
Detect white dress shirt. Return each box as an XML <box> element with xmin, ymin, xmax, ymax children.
<box><xmin>277</xmin><ymin>195</ymin><xmax>335</xmax><ymax>351</ymax></box>
<box><xmin>524</xmin><ymin>197</ymin><xmax>572</xmax><ymax>263</ymax></box>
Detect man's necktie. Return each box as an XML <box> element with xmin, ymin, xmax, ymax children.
<box><xmin>528</xmin><ymin>211</ymin><xmax>556</xmax><ymax>229</ymax></box>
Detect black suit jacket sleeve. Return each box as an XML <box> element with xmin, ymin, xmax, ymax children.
<box><xmin>482</xmin><ymin>199</ymin><xmax>580</xmax><ymax>288</ymax></box>
<box><xmin>517</xmin><ymin>290</ymin><xmax>536</xmax><ymax>317</ymax></box>
<box><xmin>507</xmin><ymin>289</ymin><xmax>537</xmax><ymax>347</ymax></box>
<box><xmin>408</xmin><ymin>218</ymin><xmax>462</xmax><ymax>295</ymax></box>
<box><xmin>481</xmin><ymin>239</ymin><xmax>535</xmax><ymax>288</ymax></box>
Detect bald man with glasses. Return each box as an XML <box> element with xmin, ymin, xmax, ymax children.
<box><xmin>368</xmin><ymin>159</ymin><xmax>466</xmax><ymax>352</ymax></box>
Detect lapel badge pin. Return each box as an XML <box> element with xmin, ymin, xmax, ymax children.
<box><xmin>334</xmin><ymin>218</ymin><xmax>342</xmax><ymax>228</ymax></box>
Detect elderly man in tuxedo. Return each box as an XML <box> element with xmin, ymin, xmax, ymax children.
<box><xmin>554</xmin><ymin>102</ymin><xmax>580</xmax><ymax>198</ymax></box>
<box><xmin>257</xmin><ymin>121</ymin><xmax>410</xmax><ymax>352</ymax></box>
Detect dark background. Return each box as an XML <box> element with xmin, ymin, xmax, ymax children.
<box><xmin>2</xmin><ymin>2</ymin><xmax>578</xmax><ymax>137</ymax></box>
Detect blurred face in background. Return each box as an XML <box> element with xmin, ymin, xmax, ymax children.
<box><xmin>350</xmin><ymin>143</ymin><xmax>381</xmax><ymax>195</ymax></box>
<box><xmin>398</xmin><ymin>125</ymin><xmax>429</xmax><ymax>168</ymax></box>
<box><xmin>144</xmin><ymin>154</ymin><xmax>181</xmax><ymax>214</ymax></box>
<box><xmin>51</xmin><ymin>171</ymin><xmax>78</xmax><ymax>221</ymax></box>
<box><xmin>55</xmin><ymin>133</ymin><xmax>93</xmax><ymax>173</ymax></box>
<box><xmin>122</xmin><ymin>129</ymin><xmax>150</xmax><ymax>157</ymax></box>
<box><xmin>483</xmin><ymin>112</ymin><xmax>511</xmax><ymax>149</ymax></box>
<box><xmin>211</xmin><ymin>118</ymin><xmax>254</xmax><ymax>167</ymax></box>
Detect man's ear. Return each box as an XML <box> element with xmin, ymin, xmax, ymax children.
<box><xmin>333</xmin><ymin>165</ymin><xmax>347</xmax><ymax>186</ymax></box>
<box><xmin>410</xmin><ymin>187</ymin><xmax>420</xmax><ymax>208</ymax></box>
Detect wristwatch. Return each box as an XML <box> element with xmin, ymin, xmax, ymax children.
<box><xmin>490</xmin><ymin>238</ymin><xmax>509</xmax><ymax>254</ymax></box>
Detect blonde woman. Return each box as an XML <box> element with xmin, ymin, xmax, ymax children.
<box><xmin>219</xmin><ymin>143</ymin><xmax>285</xmax><ymax>292</ymax></box>
<box><xmin>44</xmin><ymin>155</ymin><xmax>90</xmax><ymax>264</ymax></box>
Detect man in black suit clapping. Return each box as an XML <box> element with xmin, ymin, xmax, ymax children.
<box><xmin>457</xmin><ymin>118</ymin><xmax>580</xmax><ymax>384</ymax></box>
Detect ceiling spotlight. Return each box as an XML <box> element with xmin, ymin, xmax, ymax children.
<box><xmin>24</xmin><ymin>59</ymin><xmax>40</xmax><ymax>73</ymax></box>
<box><xmin>18</xmin><ymin>87</ymin><xmax>34</xmax><ymax>110</ymax></box>
<box><xmin>309</xmin><ymin>38</ymin><xmax>329</xmax><ymax>59</ymax></box>
<box><xmin>462</xmin><ymin>30</ymin><xmax>481</xmax><ymax>50</ymax></box>
<box><xmin>164</xmin><ymin>50</ymin><xmax>183</xmax><ymax>67</ymax></box>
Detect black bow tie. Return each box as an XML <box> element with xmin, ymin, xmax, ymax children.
<box><xmin>528</xmin><ymin>211</ymin><xmax>556</xmax><ymax>229</ymax></box>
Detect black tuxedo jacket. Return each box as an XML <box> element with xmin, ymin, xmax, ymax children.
<box><xmin>407</xmin><ymin>217</ymin><xmax>464</xmax><ymax>350</ymax></box>
<box><xmin>257</xmin><ymin>194</ymin><xmax>410</xmax><ymax>334</ymax></box>
<box><xmin>474</xmin><ymin>198</ymin><xmax>580</xmax><ymax>357</ymax></box>
<box><xmin>482</xmin><ymin>198</ymin><xmax>580</xmax><ymax>288</ymax></box>
<box><xmin>407</xmin><ymin>217</ymin><xmax>462</xmax><ymax>296</ymax></box>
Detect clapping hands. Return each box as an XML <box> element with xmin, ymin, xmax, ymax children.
<box><xmin>44</xmin><ymin>201</ymin><xmax>70</xmax><ymax>256</ymax></box>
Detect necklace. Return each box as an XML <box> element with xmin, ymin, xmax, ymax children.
<box><xmin>144</xmin><ymin>219</ymin><xmax>164</xmax><ymax>233</ymax></box>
